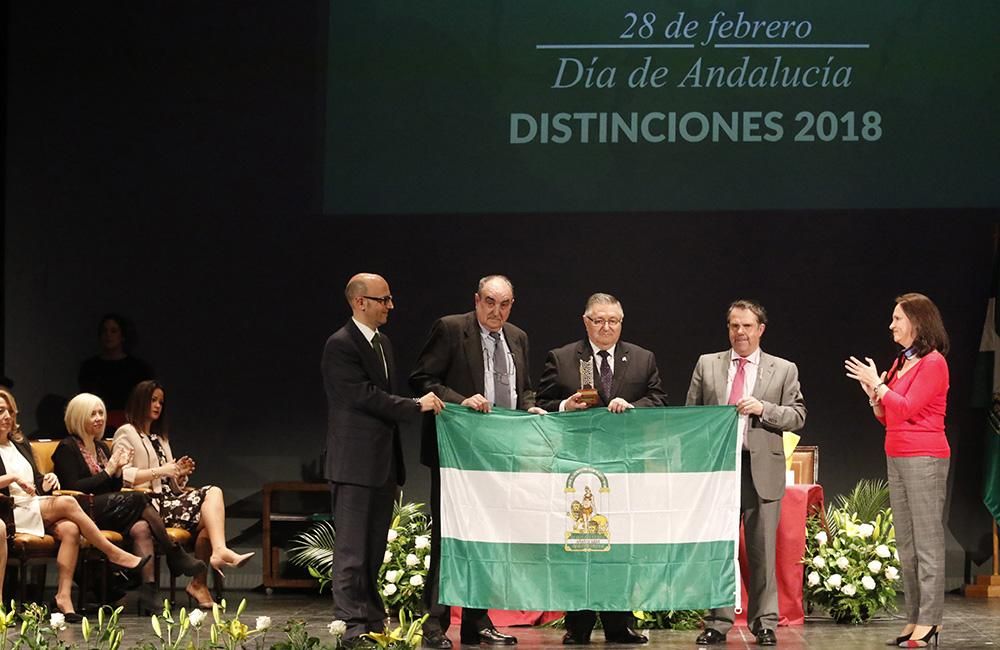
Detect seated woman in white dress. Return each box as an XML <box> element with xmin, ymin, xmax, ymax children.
<box><xmin>0</xmin><ymin>389</ymin><xmax>150</xmax><ymax>622</ymax></box>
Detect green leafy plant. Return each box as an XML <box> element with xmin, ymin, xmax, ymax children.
<box><xmin>0</xmin><ymin>601</ymin><xmax>18</xmax><ymax>650</ymax></box>
<box><xmin>288</xmin><ymin>520</ymin><xmax>337</xmax><ymax>592</ymax></box>
<box><xmin>271</xmin><ymin>618</ymin><xmax>343</xmax><ymax>650</ymax></box>
<box><xmin>14</xmin><ymin>603</ymin><xmax>70</xmax><ymax>650</ymax></box>
<box><xmin>632</xmin><ymin>609</ymin><xmax>705</xmax><ymax>631</ymax></box>
<box><xmin>290</xmin><ymin>496</ymin><xmax>431</xmax><ymax>615</ymax></box>
<box><xmin>803</xmin><ymin>479</ymin><xmax>900</xmax><ymax>624</ymax></box>
<box><xmin>363</xmin><ymin>609</ymin><xmax>427</xmax><ymax>650</ymax></box>
<box><xmin>209</xmin><ymin>599</ymin><xmax>272</xmax><ymax>650</ymax></box>
<box><xmin>80</xmin><ymin>605</ymin><xmax>125</xmax><ymax>650</ymax></box>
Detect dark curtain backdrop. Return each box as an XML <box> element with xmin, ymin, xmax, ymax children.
<box><xmin>5</xmin><ymin>5</ymin><xmax>999</xmax><ymax>571</ymax></box>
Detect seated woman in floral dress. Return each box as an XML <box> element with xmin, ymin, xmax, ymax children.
<box><xmin>112</xmin><ymin>380</ymin><xmax>252</xmax><ymax>608</ymax></box>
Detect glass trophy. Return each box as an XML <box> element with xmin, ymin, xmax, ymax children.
<box><xmin>578</xmin><ymin>358</ymin><xmax>600</xmax><ymax>406</ymax></box>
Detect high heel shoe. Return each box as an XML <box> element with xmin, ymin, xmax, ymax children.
<box><xmin>209</xmin><ymin>551</ymin><xmax>255</xmax><ymax>577</ymax></box>
<box><xmin>898</xmin><ymin>626</ymin><xmax>940</xmax><ymax>648</ymax></box>
<box><xmin>887</xmin><ymin>628</ymin><xmax>915</xmax><ymax>646</ymax></box>
<box><xmin>49</xmin><ymin>600</ymin><xmax>83</xmax><ymax>624</ymax></box>
<box><xmin>185</xmin><ymin>583</ymin><xmax>216</xmax><ymax>610</ymax></box>
<box><xmin>114</xmin><ymin>554</ymin><xmax>153</xmax><ymax>589</ymax></box>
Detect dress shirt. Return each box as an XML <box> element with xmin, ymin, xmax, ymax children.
<box><xmin>480</xmin><ymin>324</ymin><xmax>517</xmax><ymax>408</ymax></box>
<box><xmin>352</xmin><ymin>317</ymin><xmax>387</xmax><ymax>378</ymax></box>
<box><xmin>727</xmin><ymin>347</ymin><xmax>761</xmax><ymax>449</ymax></box>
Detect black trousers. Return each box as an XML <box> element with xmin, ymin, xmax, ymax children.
<box><xmin>423</xmin><ymin>467</ymin><xmax>493</xmax><ymax>638</ymax></box>
<box><xmin>564</xmin><ymin>610</ymin><xmax>633</xmax><ymax>640</ymax></box>
<box><xmin>330</xmin><ymin>478</ymin><xmax>396</xmax><ymax>640</ymax></box>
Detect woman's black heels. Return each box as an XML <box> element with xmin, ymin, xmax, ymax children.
<box><xmin>49</xmin><ymin>601</ymin><xmax>83</xmax><ymax>624</ymax></box>
<box><xmin>114</xmin><ymin>554</ymin><xmax>153</xmax><ymax>589</ymax></box>
<box><xmin>898</xmin><ymin>626</ymin><xmax>940</xmax><ymax>648</ymax></box>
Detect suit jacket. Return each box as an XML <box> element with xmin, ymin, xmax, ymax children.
<box><xmin>535</xmin><ymin>339</ymin><xmax>668</xmax><ymax>412</ymax></box>
<box><xmin>322</xmin><ymin>319</ymin><xmax>420</xmax><ymax>487</ymax></box>
<box><xmin>52</xmin><ymin>436</ymin><xmax>122</xmax><ymax>494</ymax></box>
<box><xmin>685</xmin><ymin>349</ymin><xmax>806</xmax><ymax>501</ymax></box>
<box><xmin>112</xmin><ymin>423</ymin><xmax>187</xmax><ymax>494</ymax></box>
<box><xmin>410</xmin><ymin>311</ymin><xmax>532</xmax><ymax>467</ymax></box>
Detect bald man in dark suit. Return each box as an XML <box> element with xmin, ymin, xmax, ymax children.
<box><xmin>322</xmin><ymin>273</ymin><xmax>443</xmax><ymax>647</ymax></box>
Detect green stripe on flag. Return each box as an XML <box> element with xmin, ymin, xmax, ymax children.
<box><xmin>436</xmin><ymin>404</ymin><xmax>737</xmax><ymax>475</ymax></box>
<box><xmin>439</xmin><ymin>539</ymin><xmax>736</xmax><ymax>612</ymax></box>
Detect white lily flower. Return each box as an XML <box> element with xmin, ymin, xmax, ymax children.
<box><xmin>189</xmin><ymin>609</ymin><xmax>207</xmax><ymax>627</ymax></box>
<box><xmin>256</xmin><ymin>616</ymin><xmax>272</xmax><ymax>631</ymax></box>
<box><xmin>858</xmin><ymin>523</ymin><xmax>875</xmax><ymax>538</ymax></box>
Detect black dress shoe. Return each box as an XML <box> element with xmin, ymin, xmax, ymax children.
<box><xmin>460</xmin><ymin>627</ymin><xmax>517</xmax><ymax>645</ymax></box>
<box><xmin>605</xmin><ymin>628</ymin><xmax>648</xmax><ymax>644</ymax></box>
<box><xmin>424</xmin><ymin>632</ymin><xmax>453</xmax><ymax>649</ymax></box>
<box><xmin>562</xmin><ymin>632</ymin><xmax>591</xmax><ymax>645</ymax></box>
<box><xmin>695</xmin><ymin>628</ymin><xmax>727</xmax><ymax>645</ymax></box>
<box><xmin>754</xmin><ymin>629</ymin><xmax>777</xmax><ymax>646</ymax></box>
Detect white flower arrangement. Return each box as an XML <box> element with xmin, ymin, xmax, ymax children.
<box><xmin>803</xmin><ymin>481</ymin><xmax>900</xmax><ymax>625</ymax></box>
<box><xmin>377</xmin><ymin>499</ymin><xmax>432</xmax><ymax>615</ymax></box>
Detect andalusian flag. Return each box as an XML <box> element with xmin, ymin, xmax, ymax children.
<box><xmin>435</xmin><ymin>404</ymin><xmax>740</xmax><ymax>612</ymax></box>
<box><xmin>977</xmin><ymin>247</ymin><xmax>1000</xmax><ymax>524</ymax></box>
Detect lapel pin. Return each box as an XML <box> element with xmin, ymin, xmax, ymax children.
<box><xmin>622</xmin><ymin>356</ymin><xmax>627</xmax><ymax>362</ymax></box>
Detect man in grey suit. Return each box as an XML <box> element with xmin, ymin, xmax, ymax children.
<box><xmin>536</xmin><ymin>293</ymin><xmax>667</xmax><ymax>645</ymax></box>
<box><xmin>411</xmin><ymin>275</ymin><xmax>535</xmax><ymax>649</ymax></box>
<box><xmin>686</xmin><ymin>300</ymin><xmax>806</xmax><ymax>647</ymax></box>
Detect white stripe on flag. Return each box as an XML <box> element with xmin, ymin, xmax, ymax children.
<box><xmin>440</xmin><ymin>468</ymin><xmax>739</xmax><ymax>545</ymax></box>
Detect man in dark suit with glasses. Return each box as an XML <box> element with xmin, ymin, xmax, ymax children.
<box><xmin>322</xmin><ymin>273</ymin><xmax>444</xmax><ymax>648</ymax></box>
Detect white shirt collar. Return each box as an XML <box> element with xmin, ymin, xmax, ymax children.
<box><xmin>352</xmin><ymin>317</ymin><xmax>378</xmax><ymax>344</ymax></box>
<box><xmin>730</xmin><ymin>347</ymin><xmax>761</xmax><ymax>365</ymax></box>
<box><xmin>590</xmin><ymin>341</ymin><xmax>616</xmax><ymax>360</ymax></box>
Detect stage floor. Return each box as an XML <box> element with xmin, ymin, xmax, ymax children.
<box><xmin>47</xmin><ymin>591</ymin><xmax>1000</xmax><ymax>649</ymax></box>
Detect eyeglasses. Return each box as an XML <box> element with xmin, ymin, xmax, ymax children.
<box><xmin>363</xmin><ymin>295</ymin><xmax>394</xmax><ymax>306</ymax></box>
<box><xmin>585</xmin><ymin>315</ymin><xmax>622</xmax><ymax>328</ymax></box>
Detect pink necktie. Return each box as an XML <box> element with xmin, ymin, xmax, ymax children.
<box><xmin>728</xmin><ymin>357</ymin><xmax>748</xmax><ymax>405</ymax></box>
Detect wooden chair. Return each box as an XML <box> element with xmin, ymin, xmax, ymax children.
<box><xmin>30</xmin><ymin>439</ymin><xmax>126</xmax><ymax>609</ymax></box>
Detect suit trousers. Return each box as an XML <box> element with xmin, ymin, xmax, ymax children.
<box><xmin>330</xmin><ymin>478</ymin><xmax>397</xmax><ymax>640</ymax></box>
<box><xmin>704</xmin><ymin>452</ymin><xmax>781</xmax><ymax>635</ymax></box>
<box><xmin>886</xmin><ymin>455</ymin><xmax>949</xmax><ymax>625</ymax></box>
<box><xmin>423</xmin><ymin>467</ymin><xmax>493</xmax><ymax>638</ymax></box>
<box><xmin>564</xmin><ymin>610</ymin><xmax>633</xmax><ymax>639</ymax></box>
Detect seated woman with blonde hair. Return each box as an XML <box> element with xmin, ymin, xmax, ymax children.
<box><xmin>53</xmin><ymin>393</ymin><xmax>206</xmax><ymax>613</ymax></box>
<box><xmin>113</xmin><ymin>380</ymin><xmax>252</xmax><ymax>608</ymax></box>
<box><xmin>0</xmin><ymin>388</ymin><xmax>149</xmax><ymax>622</ymax></box>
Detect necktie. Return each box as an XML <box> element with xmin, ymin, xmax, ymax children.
<box><xmin>598</xmin><ymin>350</ymin><xmax>613</xmax><ymax>400</ymax></box>
<box><xmin>728</xmin><ymin>357</ymin><xmax>748</xmax><ymax>405</ymax></box>
<box><xmin>489</xmin><ymin>332</ymin><xmax>512</xmax><ymax>408</ymax></box>
<box><xmin>371</xmin><ymin>332</ymin><xmax>387</xmax><ymax>379</ymax></box>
